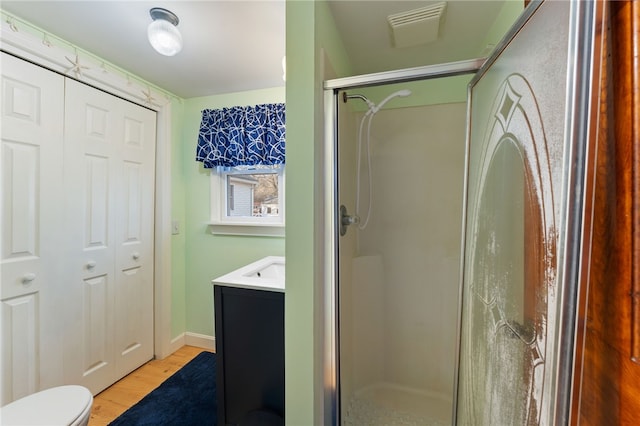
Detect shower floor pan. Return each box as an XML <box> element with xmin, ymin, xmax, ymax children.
<box><xmin>343</xmin><ymin>383</ymin><xmax>451</xmax><ymax>426</ymax></box>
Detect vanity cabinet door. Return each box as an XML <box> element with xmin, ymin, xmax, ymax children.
<box><xmin>214</xmin><ymin>285</ymin><xmax>285</xmax><ymax>426</ymax></box>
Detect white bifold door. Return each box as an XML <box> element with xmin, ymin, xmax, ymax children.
<box><xmin>1</xmin><ymin>52</ymin><xmax>66</xmax><ymax>405</ymax></box>
<box><xmin>62</xmin><ymin>78</ymin><xmax>156</xmax><ymax>393</ymax></box>
<box><xmin>1</xmin><ymin>52</ymin><xmax>156</xmax><ymax>402</ymax></box>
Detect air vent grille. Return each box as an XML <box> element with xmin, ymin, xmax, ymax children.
<box><xmin>387</xmin><ymin>2</ymin><xmax>447</xmax><ymax>48</ymax></box>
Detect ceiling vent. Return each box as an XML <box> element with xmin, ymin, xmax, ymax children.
<box><xmin>387</xmin><ymin>2</ymin><xmax>447</xmax><ymax>48</ymax></box>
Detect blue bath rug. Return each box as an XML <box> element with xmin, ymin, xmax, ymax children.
<box><xmin>109</xmin><ymin>351</ymin><xmax>217</xmax><ymax>426</ymax></box>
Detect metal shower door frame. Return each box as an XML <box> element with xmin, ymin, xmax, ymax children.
<box><xmin>322</xmin><ymin>58</ymin><xmax>484</xmax><ymax>426</ymax></box>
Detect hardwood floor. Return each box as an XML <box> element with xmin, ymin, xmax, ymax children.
<box><xmin>88</xmin><ymin>345</ymin><xmax>211</xmax><ymax>426</ymax></box>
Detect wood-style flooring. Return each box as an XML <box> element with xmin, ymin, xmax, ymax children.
<box><xmin>88</xmin><ymin>345</ymin><xmax>210</xmax><ymax>426</ymax></box>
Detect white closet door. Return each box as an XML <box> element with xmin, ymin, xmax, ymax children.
<box><xmin>0</xmin><ymin>52</ymin><xmax>65</xmax><ymax>404</ymax></box>
<box><xmin>113</xmin><ymin>88</ymin><xmax>156</xmax><ymax>380</ymax></box>
<box><xmin>63</xmin><ymin>79</ymin><xmax>156</xmax><ymax>394</ymax></box>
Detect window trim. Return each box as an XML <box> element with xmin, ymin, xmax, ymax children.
<box><xmin>209</xmin><ymin>165</ymin><xmax>285</xmax><ymax>237</ymax></box>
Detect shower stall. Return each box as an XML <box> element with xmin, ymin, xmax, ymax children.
<box><xmin>326</xmin><ymin>63</ymin><xmax>482</xmax><ymax>426</ymax></box>
<box><xmin>323</xmin><ymin>1</ymin><xmax>603</xmax><ymax>424</ymax></box>
<box><xmin>340</xmin><ymin>92</ymin><xmax>465</xmax><ymax>425</ymax></box>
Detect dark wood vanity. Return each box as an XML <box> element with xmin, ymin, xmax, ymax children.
<box><xmin>213</xmin><ymin>263</ymin><xmax>285</xmax><ymax>426</ymax></box>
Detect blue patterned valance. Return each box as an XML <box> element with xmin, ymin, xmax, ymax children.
<box><xmin>196</xmin><ymin>103</ymin><xmax>285</xmax><ymax>168</ymax></box>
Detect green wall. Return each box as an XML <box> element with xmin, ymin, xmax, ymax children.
<box><xmin>284</xmin><ymin>2</ymin><xmax>318</xmax><ymax>421</ymax></box>
<box><xmin>180</xmin><ymin>87</ymin><xmax>286</xmax><ymax>337</ymax></box>
<box><xmin>285</xmin><ymin>0</ymin><xmax>352</xmax><ymax>423</ymax></box>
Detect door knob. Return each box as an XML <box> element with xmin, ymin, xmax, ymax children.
<box><xmin>86</xmin><ymin>260</ymin><xmax>97</xmax><ymax>269</ymax></box>
<box><xmin>22</xmin><ymin>273</ymin><xmax>36</xmax><ymax>283</ymax></box>
<box><xmin>132</xmin><ymin>252</ymin><xmax>140</xmax><ymax>260</ymax></box>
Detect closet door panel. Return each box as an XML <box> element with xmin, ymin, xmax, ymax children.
<box><xmin>115</xmin><ymin>265</ymin><xmax>149</xmax><ymax>366</ymax></box>
<box><xmin>63</xmin><ymin>79</ymin><xmax>119</xmax><ymax>393</ymax></box>
<box><xmin>1</xmin><ymin>53</ymin><xmax>65</xmax><ymax>401</ymax></box>
<box><xmin>0</xmin><ymin>294</ymin><xmax>38</xmax><ymax>405</ymax></box>
<box><xmin>1</xmin><ymin>141</ymin><xmax>40</xmax><ymax>299</ymax></box>
<box><xmin>1</xmin><ymin>54</ymin><xmax>63</xmax><ymax>301</ymax></box>
<box><xmin>115</xmin><ymin>99</ymin><xmax>156</xmax><ymax>378</ymax></box>
<box><xmin>63</xmin><ymin>78</ymin><xmax>155</xmax><ymax>393</ymax></box>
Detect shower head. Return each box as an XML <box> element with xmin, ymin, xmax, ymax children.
<box><xmin>371</xmin><ymin>89</ymin><xmax>412</xmax><ymax>114</ymax></box>
<box><xmin>343</xmin><ymin>92</ymin><xmax>376</xmax><ymax>109</ymax></box>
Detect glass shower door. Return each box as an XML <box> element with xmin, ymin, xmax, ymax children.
<box><xmin>457</xmin><ymin>1</ymin><xmax>603</xmax><ymax>424</ymax></box>
<box><xmin>334</xmin><ymin>76</ymin><xmax>473</xmax><ymax>426</ymax></box>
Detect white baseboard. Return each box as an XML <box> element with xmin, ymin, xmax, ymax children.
<box><xmin>162</xmin><ymin>332</ymin><xmax>215</xmax><ymax>358</ymax></box>
<box><xmin>184</xmin><ymin>332</ymin><xmax>216</xmax><ymax>351</ymax></box>
<box><xmin>153</xmin><ymin>334</ymin><xmax>185</xmax><ymax>360</ymax></box>
<box><xmin>169</xmin><ymin>334</ymin><xmax>186</xmax><ymax>355</ymax></box>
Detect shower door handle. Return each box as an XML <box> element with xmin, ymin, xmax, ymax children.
<box><xmin>340</xmin><ymin>205</ymin><xmax>359</xmax><ymax>236</ymax></box>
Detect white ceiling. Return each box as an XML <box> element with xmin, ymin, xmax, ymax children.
<box><xmin>328</xmin><ymin>1</ymin><xmax>506</xmax><ymax>75</ymax></box>
<box><xmin>1</xmin><ymin>1</ymin><xmax>507</xmax><ymax>99</ymax></box>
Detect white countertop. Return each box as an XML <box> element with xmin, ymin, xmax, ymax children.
<box><xmin>212</xmin><ymin>256</ymin><xmax>285</xmax><ymax>292</ymax></box>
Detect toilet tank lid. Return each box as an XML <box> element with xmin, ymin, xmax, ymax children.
<box><xmin>0</xmin><ymin>385</ymin><xmax>93</xmax><ymax>425</ymax></box>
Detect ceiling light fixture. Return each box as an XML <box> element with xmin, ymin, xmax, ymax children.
<box><xmin>148</xmin><ymin>7</ymin><xmax>182</xmax><ymax>56</ymax></box>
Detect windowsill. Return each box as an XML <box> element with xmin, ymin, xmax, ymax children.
<box><xmin>208</xmin><ymin>222</ymin><xmax>285</xmax><ymax>237</ymax></box>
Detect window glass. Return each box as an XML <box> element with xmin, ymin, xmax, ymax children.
<box><xmin>210</xmin><ymin>165</ymin><xmax>284</xmax><ymax>237</ymax></box>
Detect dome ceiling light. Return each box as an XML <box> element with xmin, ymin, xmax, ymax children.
<box><xmin>148</xmin><ymin>7</ymin><xmax>182</xmax><ymax>56</ymax></box>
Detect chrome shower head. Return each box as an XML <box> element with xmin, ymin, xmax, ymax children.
<box><xmin>343</xmin><ymin>92</ymin><xmax>376</xmax><ymax>110</ymax></box>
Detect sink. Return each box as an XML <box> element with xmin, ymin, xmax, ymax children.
<box><xmin>212</xmin><ymin>256</ymin><xmax>285</xmax><ymax>292</ymax></box>
<box><xmin>243</xmin><ymin>261</ymin><xmax>285</xmax><ymax>279</ymax></box>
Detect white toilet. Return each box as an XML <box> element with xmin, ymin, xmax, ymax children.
<box><xmin>0</xmin><ymin>385</ymin><xmax>93</xmax><ymax>426</ymax></box>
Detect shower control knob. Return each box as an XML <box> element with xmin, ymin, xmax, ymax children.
<box><xmin>339</xmin><ymin>205</ymin><xmax>359</xmax><ymax>236</ymax></box>
<box><xmin>342</xmin><ymin>214</ymin><xmax>360</xmax><ymax>226</ymax></box>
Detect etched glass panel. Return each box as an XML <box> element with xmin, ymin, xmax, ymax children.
<box><xmin>457</xmin><ymin>1</ymin><xmax>598</xmax><ymax>424</ymax></box>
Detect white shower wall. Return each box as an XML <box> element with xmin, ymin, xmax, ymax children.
<box><xmin>339</xmin><ymin>101</ymin><xmax>467</xmax><ymax>415</ymax></box>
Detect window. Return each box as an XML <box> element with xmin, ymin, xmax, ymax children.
<box><xmin>196</xmin><ymin>102</ymin><xmax>285</xmax><ymax>236</ymax></box>
<box><xmin>210</xmin><ymin>164</ymin><xmax>284</xmax><ymax>236</ymax></box>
